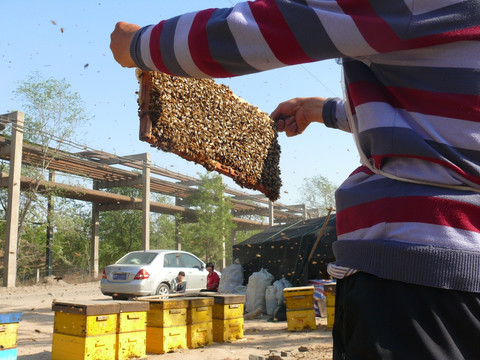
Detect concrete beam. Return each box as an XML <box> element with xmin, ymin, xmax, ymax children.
<box><xmin>95</xmin><ymin>176</ymin><xmax>143</xmax><ymax>189</ymax></box>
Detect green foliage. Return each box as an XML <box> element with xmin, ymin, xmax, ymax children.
<box><xmin>52</xmin><ymin>199</ymin><xmax>92</xmax><ymax>269</ymax></box>
<box><xmin>180</xmin><ymin>172</ymin><xmax>235</xmax><ymax>264</ymax></box>
<box><xmin>300</xmin><ymin>175</ymin><xmax>337</xmax><ymax>217</ymax></box>
<box><xmin>98</xmin><ymin>187</ymin><xmax>143</xmax><ymax>269</ymax></box>
<box><xmin>234</xmin><ymin>229</ymin><xmax>262</xmax><ymax>246</ymax></box>
<box><xmin>150</xmin><ymin>213</ymin><xmax>176</xmax><ymax>250</ymax></box>
<box><xmin>1</xmin><ymin>196</ymin><xmax>93</xmax><ymax>283</ymax></box>
<box><xmin>15</xmin><ymin>222</ymin><xmax>46</xmax><ymax>281</ymax></box>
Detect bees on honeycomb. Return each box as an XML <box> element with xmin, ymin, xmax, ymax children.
<box><xmin>138</xmin><ymin>71</ymin><xmax>282</xmax><ymax>201</ymax></box>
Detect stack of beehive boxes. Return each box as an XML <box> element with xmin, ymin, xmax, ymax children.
<box><xmin>323</xmin><ymin>283</ymin><xmax>336</xmax><ymax>330</ymax></box>
<box><xmin>210</xmin><ymin>294</ymin><xmax>245</xmax><ymax>342</ymax></box>
<box><xmin>51</xmin><ymin>301</ymin><xmax>149</xmax><ymax>360</ymax></box>
<box><xmin>116</xmin><ymin>301</ymin><xmax>149</xmax><ymax>359</ymax></box>
<box><xmin>144</xmin><ymin>298</ymin><xmax>189</xmax><ymax>354</ymax></box>
<box><xmin>283</xmin><ymin>286</ymin><xmax>317</xmax><ymax>331</ymax></box>
<box><xmin>0</xmin><ymin>312</ymin><xmax>22</xmax><ymax>360</ymax></box>
<box><xmin>186</xmin><ymin>297</ymin><xmax>214</xmax><ymax>349</ymax></box>
<box><xmin>51</xmin><ymin>301</ymin><xmax>120</xmax><ymax>360</ymax></box>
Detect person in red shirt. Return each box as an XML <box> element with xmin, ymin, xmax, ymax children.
<box><xmin>205</xmin><ymin>262</ymin><xmax>219</xmax><ymax>292</ymax></box>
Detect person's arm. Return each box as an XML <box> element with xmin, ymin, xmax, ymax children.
<box><xmin>111</xmin><ymin>0</ymin><xmax>390</xmax><ymax>76</ymax></box>
<box><xmin>110</xmin><ymin>22</ymin><xmax>140</xmax><ymax>68</ymax></box>
<box><xmin>270</xmin><ymin>97</ymin><xmax>325</xmax><ymax>137</ymax></box>
<box><xmin>170</xmin><ymin>278</ymin><xmax>177</xmax><ymax>293</ymax></box>
<box><xmin>321</xmin><ymin>98</ymin><xmax>350</xmax><ymax>133</ymax></box>
<box><xmin>270</xmin><ymin>96</ymin><xmax>351</xmax><ymax>136</ymax></box>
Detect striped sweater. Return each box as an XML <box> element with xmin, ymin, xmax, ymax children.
<box><xmin>131</xmin><ymin>0</ymin><xmax>480</xmax><ymax>292</ymax></box>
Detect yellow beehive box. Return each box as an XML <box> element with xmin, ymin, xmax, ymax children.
<box><xmin>142</xmin><ymin>298</ymin><xmax>189</xmax><ymax>311</ymax></box>
<box><xmin>117</xmin><ymin>311</ymin><xmax>147</xmax><ymax>333</ymax></box>
<box><xmin>326</xmin><ymin>306</ymin><xmax>335</xmax><ymax>330</ymax></box>
<box><xmin>203</xmin><ymin>294</ymin><xmax>245</xmax><ymax>343</ymax></box>
<box><xmin>212</xmin><ymin>318</ymin><xmax>244</xmax><ymax>342</ymax></box>
<box><xmin>52</xmin><ymin>301</ymin><xmax>120</xmax><ymax>337</ymax></box>
<box><xmin>213</xmin><ymin>303</ymin><xmax>244</xmax><ymax>320</ymax></box>
<box><xmin>0</xmin><ymin>323</ymin><xmax>19</xmax><ymax>350</ymax></box>
<box><xmin>283</xmin><ymin>286</ymin><xmax>315</xmax><ymax>311</ymax></box>
<box><xmin>147</xmin><ymin>306</ymin><xmax>187</xmax><ymax>327</ymax></box>
<box><xmin>286</xmin><ymin>309</ymin><xmax>316</xmax><ymax>331</ymax></box>
<box><xmin>54</xmin><ymin>312</ymin><xmax>117</xmax><ymax>337</ymax></box>
<box><xmin>187</xmin><ymin>297</ymin><xmax>214</xmax><ymax>324</ymax></box>
<box><xmin>0</xmin><ymin>312</ymin><xmax>22</xmax><ymax>354</ymax></box>
<box><xmin>51</xmin><ymin>333</ymin><xmax>116</xmax><ymax>360</ymax></box>
<box><xmin>187</xmin><ymin>322</ymin><xmax>213</xmax><ymax>349</ymax></box>
<box><xmin>116</xmin><ymin>301</ymin><xmax>149</xmax><ymax>360</ymax></box>
<box><xmin>117</xmin><ymin>331</ymin><xmax>146</xmax><ymax>360</ymax></box>
<box><xmin>51</xmin><ymin>301</ymin><xmax>121</xmax><ymax>360</ymax></box>
<box><xmin>142</xmin><ymin>298</ymin><xmax>189</xmax><ymax>354</ymax></box>
<box><xmin>211</xmin><ymin>294</ymin><xmax>246</xmax><ymax>305</ymax></box>
<box><xmin>324</xmin><ymin>283</ymin><xmax>336</xmax><ymax>329</ymax></box>
<box><xmin>146</xmin><ymin>325</ymin><xmax>187</xmax><ymax>354</ymax></box>
<box><xmin>117</xmin><ymin>301</ymin><xmax>149</xmax><ymax>333</ymax></box>
<box><xmin>209</xmin><ymin>294</ymin><xmax>245</xmax><ymax>320</ymax></box>
<box><xmin>324</xmin><ymin>284</ymin><xmax>336</xmax><ymax>307</ymax></box>
<box><xmin>145</xmin><ymin>299</ymin><xmax>188</xmax><ymax>328</ymax></box>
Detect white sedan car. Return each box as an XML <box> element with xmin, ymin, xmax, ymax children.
<box><xmin>100</xmin><ymin>250</ymin><xmax>210</xmax><ymax>299</ymax></box>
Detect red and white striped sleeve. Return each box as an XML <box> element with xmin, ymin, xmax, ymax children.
<box><xmin>130</xmin><ymin>0</ymin><xmax>480</xmax><ymax>78</ymax></box>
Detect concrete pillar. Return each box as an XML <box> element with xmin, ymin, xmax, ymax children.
<box><xmin>46</xmin><ymin>171</ymin><xmax>55</xmax><ymax>276</ymax></box>
<box><xmin>142</xmin><ymin>153</ymin><xmax>150</xmax><ymax>251</ymax></box>
<box><xmin>174</xmin><ymin>197</ymin><xmax>181</xmax><ymax>251</ymax></box>
<box><xmin>3</xmin><ymin>112</ymin><xmax>24</xmax><ymax>287</ymax></box>
<box><xmin>268</xmin><ymin>200</ymin><xmax>274</xmax><ymax>226</ymax></box>
<box><xmin>222</xmin><ymin>233</ymin><xmax>226</xmax><ymax>270</ymax></box>
<box><xmin>91</xmin><ymin>181</ymin><xmax>100</xmax><ymax>279</ymax></box>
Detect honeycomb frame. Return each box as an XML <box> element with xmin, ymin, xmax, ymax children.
<box><xmin>137</xmin><ymin>70</ymin><xmax>281</xmax><ymax>201</ymax></box>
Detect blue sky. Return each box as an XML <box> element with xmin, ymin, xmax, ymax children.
<box><xmin>0</xmin><ymin>0</ymin><xmax>360</xmax><ymax>206</ymax></box>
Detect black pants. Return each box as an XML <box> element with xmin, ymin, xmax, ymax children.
<box><xmin>333</xmin><ymin>272</ymin><xmax>480</xmax><ymax>360</ymax></box>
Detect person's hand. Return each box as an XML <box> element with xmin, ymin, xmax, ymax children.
<box><xmin>271</xmin><ymin>97</ymin><xmax>326</xmax><ymax>137</ymax></box>
<box><xmin>110</xmin><ymin>21</ymin><xmax>141</xmax><ymax>68</ymax></box>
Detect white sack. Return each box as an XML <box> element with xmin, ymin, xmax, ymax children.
<box><xmin>218</xmin><ymin>259</ymin><xmax>244</xmax><ymax>293</ymax></box>
<box><xmin>245</xmin><ymin>268</ymin><xmax>274</xmax><ymax>313</ymax></box>
<box><xmin>273</xmin><ymin>277</ymin><xmax>292</xmax><ymax>305</ymax></box>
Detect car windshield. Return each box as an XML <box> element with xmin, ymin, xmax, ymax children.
<box><xmin>116</xmin><ymin>252</ymin><xmax>158</xmax><ymax>265</ymax></box>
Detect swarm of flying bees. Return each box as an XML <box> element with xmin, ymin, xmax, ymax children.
<box><xmin>137</xmin><ymin>70</ymin><xmax>282</xmax><ymax>201</ymax></box>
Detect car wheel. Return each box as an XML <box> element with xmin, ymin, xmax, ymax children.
<box><xmin>156</xmin><ymin>283</ymin><xmax>170</xmax><ymax>298</ymax></box>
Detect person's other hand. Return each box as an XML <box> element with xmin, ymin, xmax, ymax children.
<box><xmin>271</xmin><ymin>97</ymin><xmax>326</xmax><ymax>137</ymax></box>
<box><xmin>110</xmin><ymin>21</ymin><xmax>141</xmax><ymax>68</ymax></box>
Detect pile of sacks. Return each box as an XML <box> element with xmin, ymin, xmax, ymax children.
<box><xmin>218</xmin><ymin>261</ymin><xmax>291</xmax><ymax>320</ymax></box>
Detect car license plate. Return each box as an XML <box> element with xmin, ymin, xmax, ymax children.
<box><xmin>113</xmin><ymin>273</ymin><xmax>127</xmax><ymax>280</ymax></box>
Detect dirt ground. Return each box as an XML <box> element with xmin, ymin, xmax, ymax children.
<box><xmin>0</xmin><ymin>279</ymin><xmax>332</xmax><ymax>360</ymax></box>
